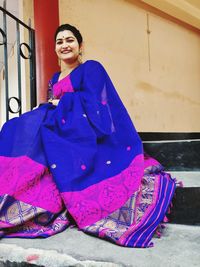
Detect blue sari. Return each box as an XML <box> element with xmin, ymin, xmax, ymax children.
<box><xmin>0</xmin><ymin>60</ymin><xmax>175</xmax><ymax>247</ymax></box>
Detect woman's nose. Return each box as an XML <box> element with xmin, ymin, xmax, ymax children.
<box><xmin>62</xmin><ymin>41</ymin><xmax>69</xmax><ymax>48</ymax></box>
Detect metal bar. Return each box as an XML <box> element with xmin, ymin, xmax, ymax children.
<box><xmin>16</xmin><ymin>21</ymin><xmax>22</xmax><ymax>115</ymax></box>
<box><xmin>0</xmin><ymin>6</ymin><xmax>33</xmax><ymax>31</ymax></box>
<box><xmin>0</xmin><ymin>4</ymin><xmax>36</xmax><ymax>119</ymax></box>
<box><xmin>2</xmin><ymin>3</ymin><xmax>9</xmax><ymax>121</ymax></box>
<box><xmin>29</xmin><ymin>29</ymin><xmax>37</xmax><ymax>109</ymax></box>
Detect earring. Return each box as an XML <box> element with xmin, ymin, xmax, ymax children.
<box><xmin>58</xmin><ymin>58</ymin><xmax>61</xmax><ymax>67</ymax></box>
<box><xmin>78</xmin><ymin>50</ymin><xmax>82</xmax><ymax>63</ymax></box>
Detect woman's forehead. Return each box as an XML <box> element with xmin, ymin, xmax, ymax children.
<box><xmin>56</xmin><ymin>30</ymin><xmax>75</xmax><ymax>40</ymax></box>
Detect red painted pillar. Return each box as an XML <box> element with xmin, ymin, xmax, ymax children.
<box><xmin>34</xmin><ymin>0</ymin><xmax>59</xmax><ymax>103</ymax></box>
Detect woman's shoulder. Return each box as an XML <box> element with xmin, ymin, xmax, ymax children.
<box><xmin>83</xmin><ymin>60</ymin><xmax>105</xmax><ymax>69</ymax></box>
<box><xmin>83</xmin><ymin>60</ymin><xmax>107</xmax><ymax>75</ymax></box>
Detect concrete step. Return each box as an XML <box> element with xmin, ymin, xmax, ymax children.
<box><xmin>0</xmin><ymin>224</ymin><xmax>199</xmax><ymax>267</ymax></box>
<box><xmin>169</xmin><ymin>187</ymin><xmax>200</xmax><ymax>225</ymax></box>
<box><xmin>169</xmin><ymin>171</ymin><xmax>200</xmax><ymax>187</ymax></box>
<box><xmin>143</xmin><ymin>136</ymin><xmax>200</xmax><ymax>226</ymax></box>
<box><xmin>165</xmin><ymin>172</ymin><xmax>200</xmax><ymax>226</ymax></box>
<box><xmin>143</xmin><ymin>139</ymin><xmax>200</xmax><ymax>171</ymax></box>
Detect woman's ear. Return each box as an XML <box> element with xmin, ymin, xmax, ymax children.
<box><xmin>79</xmin><ymin>42</ymin><xmax>84</xmax><ymax>54</ymax></box>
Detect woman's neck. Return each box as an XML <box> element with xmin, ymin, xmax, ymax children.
<box><xmin>61</xmin><ymin>60</ymin><xmax>80</xmax><ymax>75</ymax></box>
<box><xmin>58</xmin><ymin>60</ymin><xmax>81</xmax><ymax>81</ymax></box>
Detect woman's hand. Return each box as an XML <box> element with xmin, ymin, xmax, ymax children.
<box><xmin>48</xmin><ymin>99</ymin><xmax>60</xmax><ymax>106</ymax></box>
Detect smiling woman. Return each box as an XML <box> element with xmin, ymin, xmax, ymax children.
<box><xmin>0</xmin><ymin>23</ymin><xmax>176</xmax><ymax>248</ymax></box>
<box><xmin>48</xmin><ymin>24</ymin><xmax>83</xmax><ymax>105</ymax></box>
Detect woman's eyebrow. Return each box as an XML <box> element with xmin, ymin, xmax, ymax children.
<box><xmin>56</xmin><ymin>36</ymin><xmax>75</xmax><ymax>41</ymax></box>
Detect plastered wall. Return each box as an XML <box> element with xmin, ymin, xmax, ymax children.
<box><xmin>59</xmin><ymin>0</ymin><xmax>200</xmax><ymax>132</ymax></box>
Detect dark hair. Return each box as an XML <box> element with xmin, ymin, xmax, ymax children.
<box><xmin>54</xmin><ymin>24</ymin><xmax>83</xmax><ymax>45</ymax></box>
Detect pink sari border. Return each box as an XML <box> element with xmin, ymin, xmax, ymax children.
<box><xmin>140</xmin><ymin>179</ymin><xmax>175</xmax><ymax>247</ymax></box>
<box><xmin>0</xmin><ymin>155</ymin><xmax>63</xmax><ymax>213</ymax></box>
<box><xmin>118</xmin><ymin>174</ymin><xmax>160</xmax><ymax>245</ymax></box>
<box><xmin>0</xmin><ymin>220</ymin><xmax>13</xmax><ymax>228</ymax></box>
<box><xmin>144</xmin><ymin>157</ymin><xmax>160</xmax><ymax>169</ymax></box>
<box><xmin>61</xmin><ymin>154</ymin><xmax>144</xmax><ymax>228</ymax></box>
<box><xmin>133</xmin><ymin>177</ymin><xmax>168</xmax><ymax>247</ymax></box>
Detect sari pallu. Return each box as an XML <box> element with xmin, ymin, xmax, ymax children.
<box><xmin>0</xmin><ymin>60</ymin><xmax>175</xmax><ymax>247</ymax></box>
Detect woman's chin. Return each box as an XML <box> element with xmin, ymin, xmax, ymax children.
<box><xmin>62</xmin><ymin>57</ymin><xmax>79</xmax><ymax>64</ymax></box>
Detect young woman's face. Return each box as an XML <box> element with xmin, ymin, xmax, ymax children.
<box><xmin>55</xmin><ymin>30</ymin><xmax>81</xmax><ymax>63</ymax></box>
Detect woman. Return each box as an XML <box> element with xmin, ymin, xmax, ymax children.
<box><xmin>0</xmin><ymin>24</ymin><xmax>176</xmax><ymax>248</ymax></box>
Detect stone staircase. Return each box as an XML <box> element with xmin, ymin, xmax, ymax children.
<box><xmin>0</xmin><ymin>135</ymin><xmax>199</xmax><ymax>267</ymax></box>
<box><xmin>142</xmin><ymin>135</ymin><xmax>200</xmax><ymax>226</ymax></box>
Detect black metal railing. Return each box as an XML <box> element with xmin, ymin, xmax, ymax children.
<box><xmin>0</xmin><ymin>4</ymin><xmax>36</xmax><ymax>121</ymax></box>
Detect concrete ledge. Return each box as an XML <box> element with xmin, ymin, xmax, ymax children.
<box><xmin>143</xmin><ymin>140</ymin><xmax>200</xmax><ymax>171</ymax></box>
<box><xmin>170</xmin><ymin>172</ymin><xmax>200</xmax><ymax>187</ymax></box>
<box><xmin>0</xmin><ymin>261</ymin><xmax>44</xmax><ymax>267</ymax></box>
<box><xmin>0</xmin><ymin>244</ymin><xmax>119</xmax><ymax>267</ymax></box>
<box><xmin>0</xmin><ymin>224</ymin><xmax>199</xmax><ymax>267</ymax></box>
<box><xmin>168</xmin><ymin>187</ymin><xmax>200</xmax><ymax>225</ymax></box>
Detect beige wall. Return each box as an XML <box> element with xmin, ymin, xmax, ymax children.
<box><xmin>22</xmin><ymin>0</ymin><xmax>34</xmax><ymax>27</ymax></box>
<box><xmin>59</xmin><ymin>0</ymin><xmax>200</xmax><ymax>132</ymax></box>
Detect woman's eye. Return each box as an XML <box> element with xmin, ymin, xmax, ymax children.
<box><xmin>56</xmin><ymin>41</ymin><xmax>62</xmax><ymax>45</ymax></box>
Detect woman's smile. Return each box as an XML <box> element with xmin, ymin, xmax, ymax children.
<box><xmin>61</xmin><ymin>49</ymin><xmax>72</xmax><ymax>54</ymax></box>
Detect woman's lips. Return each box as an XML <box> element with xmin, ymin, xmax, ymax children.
<box><xmin>61</xmin><ymin>50</ymin><xmax>72</xmax><ymax>54</ymax></box>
